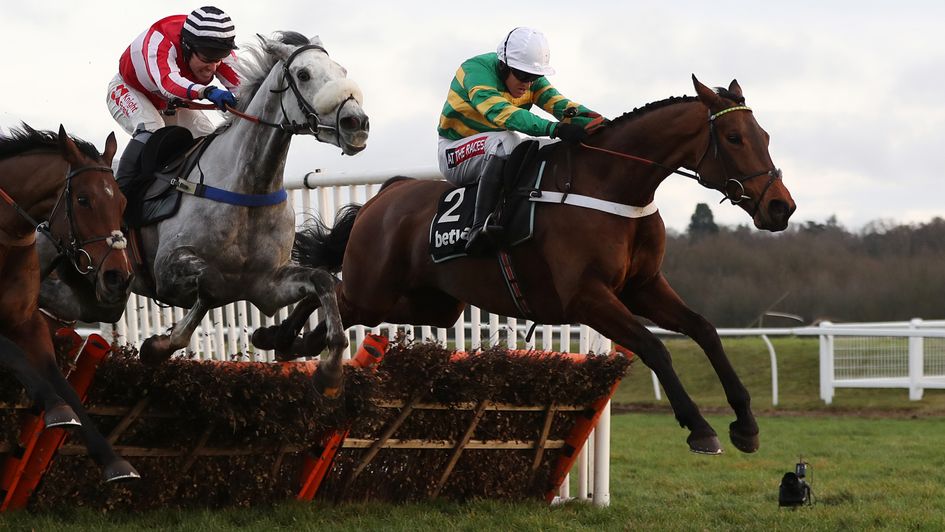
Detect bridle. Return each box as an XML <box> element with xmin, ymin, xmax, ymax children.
<box><xmin>177</xmin><ymin>44</ymin><xmax>358</xmax><ymax>140</ymax></box>
<box><xmin>578</xmin><ymin>103</ymin><xmax>783</xmax><ymax>216</ymax></box>
<box><xmin>696</xmin><ymin>105</ymin><xmax>783</xmax><ymax>215</ymax></box>
<box><xmin>0</xmin><ymin>165</ymin><xmax>127</xmax><ymax>278</ymax></box>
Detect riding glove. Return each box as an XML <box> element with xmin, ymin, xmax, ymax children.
<box><xmin>553</xmin><ymin>122</ymin><xmax>588</xmax><ymax>143</ymax></box>
<box><xmin>204</xmin><ymin>86</ymin><xmax>237</xmax><ymax>111</ymax></box>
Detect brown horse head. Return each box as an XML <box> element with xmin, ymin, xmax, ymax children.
<box><xmin>691</xmin><ymin>76</ymin><xmax>796</xmax><ymax>230</ymax></box>
<box><xmin>46</xmin><ymin>125</ymin><xmax>132</xmax><ymax>305</ymax></box>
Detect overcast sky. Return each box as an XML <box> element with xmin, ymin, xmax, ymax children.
<box><xmin>2</xmin><ymin>1</ymin><xmax>943</xmax><ymax>233</ymax></box>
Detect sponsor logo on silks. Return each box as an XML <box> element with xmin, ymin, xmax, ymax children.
<box><xmin>433</xmin><ymin>227</ymin><xmax>470</xmax><ymax>248</ymax></box>
<box><xmin>111</xmin><ymin>84</ymin><xmax>139</xmax><ymax>117</ymax></box>
<box><xmin>445</xmin><ymin>136</ymin><xmax>487</xmax><ymax>169</ymax></box>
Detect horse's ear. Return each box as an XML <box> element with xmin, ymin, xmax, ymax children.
<box><xmin>259</xmin><ymin>34</ymin><xmax>292</xmax><ymax>61</ymax></box>
<box><xmin>309</xmin><ymin>35</ymin><xmax>324</xmax><ymax>48</ymax></box>
<box><xmin>102</xmin><ymin>132</ymin><xmax>118</xmax><ymax>166</ymax></box>
<box><xmin>57</xmin><ymin>124</ymin><xmax>82</xmax><ymax>165</ymax></box>
<box><xmin>692</xmin><ymin>74</ymin><xmax>722</xmax><ymax>109</ymax></box>
<box><xmin>728</xmin><ymin>79</ymin><xmax>743</xmax><ymax>98</ymax></box>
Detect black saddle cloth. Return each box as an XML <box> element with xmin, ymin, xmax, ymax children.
<box><xmin>429</xmin><ymin>140</ymin><xmax>545</xmax><ymax>262</ymax></box>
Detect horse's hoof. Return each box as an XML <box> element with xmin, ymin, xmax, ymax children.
<box><xmin>729</xmin><ymin>421</ymin><xmax>760</xmax><ymax>453</ymax></box>
<box><xmin>687</xmin><ymin>433</ymin><xmax>723</xmax><ymax>455</ymax></box>
<box><xmin>275</xmin><ymin>351</ymin><xmax>302</xmax><ymax>362</ymax></box>
<box><xmin>139</xmin><ymin>335</ymin><xmax>173</xmax><ymax>367</ymax></box>
<box><xmin>44</xmin><ymin>404</ymin><xmax>82</xmax><ymax>429</ymax></box>
<box><xmin>312</xmin><ymin>368</ymin><xmax>343</xmax><ymax>399</ymax></box>
<box><xmin>251</xmin><ymin>326</ymin><xmax>277</xmax><ymax>351</ymax></box>
<box><xmin>103</xmin><ymin>459</ymin><xmax>141</xmax><ymax>483</ymax></box>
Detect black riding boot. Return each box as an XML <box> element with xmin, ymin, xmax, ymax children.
<box><xmin>115</xmin><ymin>128</ymin><xmax>151</xmax><ymax>226</ymax></box>
<box><xmin>465</xmin><ymin>156</ymin><xmax>506</xmax><ymax>254</ymax></box>
<box><xmin>115</xmin><ymin>130</ymin><xmax>151</xmax><ymax>191</ymax></box>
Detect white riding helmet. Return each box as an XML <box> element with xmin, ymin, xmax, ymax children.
<box><xmin>496</xmin><ymin>27</ymin><xmax>555</xmax><ymax>76</ymax></box>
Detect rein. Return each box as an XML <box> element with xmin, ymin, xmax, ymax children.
<box><xmin>174</xmin><ymin>43</ymin><xmax>356</xmax><ymax>141</ymax></box>
<box><xmin>578</xmin><ymin>104</ymin><xmax>782</xmax><ymax>215</ymax></box>
<box><xmin>0</xmin><ymin>165</ymin><xmax>127</xmax><ymax>278</ymax></box>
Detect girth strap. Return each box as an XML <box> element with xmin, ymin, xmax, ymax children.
<box><xmin>529</xmin><ymin>191</ymin><xmax>658</xmax><ymax>219</ymax></box>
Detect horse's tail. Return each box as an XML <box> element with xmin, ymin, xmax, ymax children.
<box><xmin>293</xmin><ymin>204</ymin><xmax>361</xmax><ymax>273</ymax></box>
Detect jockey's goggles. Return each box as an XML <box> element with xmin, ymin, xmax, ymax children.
<box><xmin>510</xmin><ymin>68</ymin><xmax>541</xmax><ymax>83</ymax></box>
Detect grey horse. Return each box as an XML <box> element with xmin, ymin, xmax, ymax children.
<box><xmin>39</xmin><ymin>32</ymin><xmax>369</xmax><ymax>395</ymax></box>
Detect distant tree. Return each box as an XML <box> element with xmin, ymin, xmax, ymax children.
<box><xmin>688</xmin><ymin>203</ymin><xmax>719</xmax><ymax>238</ymax></box>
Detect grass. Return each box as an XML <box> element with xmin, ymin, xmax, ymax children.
<box><xmin>6</xmin><ymin>415</ymin><xmax>945</xmax><ymax>531</ymax></box>
<box><xmin>4</xmin><ymin>338</ymin><xmax>945</xmax><ymax>530</ymax></box>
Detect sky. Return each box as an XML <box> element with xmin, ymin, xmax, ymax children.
<box><xmin>2</xmin><ymin>1</ymin><xmax>943</xmax><ymax>233</ymax></box>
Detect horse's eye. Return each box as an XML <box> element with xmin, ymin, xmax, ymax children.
<box><xmin>297</xmin><ymin>70</ymin><xmax>311</xmax><ymax>82</ymax></box>
<box><xmin>726</xmin><ymin>133</ymin><xmax>742</xmax><ymax>145</ymax></box>
<box><xmin>77</xmin><ymin>195</ymin><xmax>91</xmax><ymax>207</ymax></box>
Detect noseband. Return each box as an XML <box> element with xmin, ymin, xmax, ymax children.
<box><xmin>42</xmin><ymin>165</ymin><xmax>127</xmax><ymax>278</ymax></box>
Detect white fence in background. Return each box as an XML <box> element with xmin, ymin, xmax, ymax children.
<box><xmin>90</xmin><ymin>166</ymin><xmax>945</xmax><ymax>506</ymax></box>
<box><xmin>812</xmin><ymin>319</ymin><xmax>945</xmax><ymax>403</ymax></box>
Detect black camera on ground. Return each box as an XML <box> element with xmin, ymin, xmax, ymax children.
<box><xmin>778</xmin><ymin>459</ymin><xmax>813</xmax><ymax>507</ymax></box>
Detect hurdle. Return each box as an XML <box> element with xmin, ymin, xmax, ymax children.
<box><xmin>0</xmin><ymin>333</ymin><xmax>629</xmax><ymax>511</ymax></box>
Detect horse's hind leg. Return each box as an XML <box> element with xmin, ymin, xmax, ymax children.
<box><xmin>0</xmin><ymin>332</ymin><xmax>80</xmax><ymax>429</ymax></box>
<box><xmin>251</xmin><ymin>294</ymin><xmax>320</xmax><ymax>355</ymax></box>
<box><xmin>622</xmin><ymin>273</ymin><xmax>759</xmax><ymax>453</ymax></box>
<box><xmin>576</xmin><ymin>287</ymin><xmax>722</xmax><ymax>454</ymax></box>
<box><xmin>251</xmin><ymin>265</ymin><xmax>347</xmax><ymax>397</ymax></box>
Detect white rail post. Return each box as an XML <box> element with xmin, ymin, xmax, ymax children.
<box><xmin>761</xmin><ymin>334</ymin><xmax>779</xmax><ymax>406</ymax></box>
<box><xmin>909</xmin><ymin>318</ymin><xmax>925</xmax><ymax>400</ymax></box>
<box><xmin>819</xmin><ymin>321</ymin><xmax>834</xmax><ymax>404</ymax></box>
<box><xmin>593</xmin><ymin>400</ymin><xmax>611</xmax><ymax>507</ymax></box>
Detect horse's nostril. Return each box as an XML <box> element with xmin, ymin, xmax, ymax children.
<box><xmin>103</xmin><ymin>269</ymin><xmax>127</xmax><ymax>290</ymax></box>
<box><xmin>768</xmin><ymin>199</ymin><xmax>793</xmax><ymax>221</ymax></box>
<box><xmin>340</xmin><ymin>116</ymin><xmax>369</xmax><ymax>132</ymax></box>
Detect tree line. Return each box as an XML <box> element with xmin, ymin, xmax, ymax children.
<box><xmin>658</xmin><ymin>204</ymin><xmax>945</xmax><ymax>327</ymax></box>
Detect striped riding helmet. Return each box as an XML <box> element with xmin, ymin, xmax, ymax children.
<box><xmin>181</xmin><ymin>6</ymin><xmax>237</xmax><ymax>58</ymax></box>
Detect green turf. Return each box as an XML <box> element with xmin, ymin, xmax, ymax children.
<box><xmin>6</xmin><ymin>414</ymin><xmax>944</xmax><ymax>531</ymax></box>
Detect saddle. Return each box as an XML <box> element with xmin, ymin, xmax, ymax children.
<box><xmin>429</xmin><ymin>140</ymin><xmax>544</xmax><ymax>263</ymax></box>
<box><xmin>118</xmin><ymin>126</ymin><xmax>213</xmax><ymax>229</ymax></box>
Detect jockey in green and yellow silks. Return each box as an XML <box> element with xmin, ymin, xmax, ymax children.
<box><xmin>435</xmin><ymin>27</ymin><xmax>606</xmax><ymax>253</ymax></box>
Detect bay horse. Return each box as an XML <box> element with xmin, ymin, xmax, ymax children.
<box><xmin>39</xmin><ymin>32</ymin><xmax>369</xmax><ymax>395</ymax></box>
<box><xmin>257</xmin><ymin>76</ymin><xmax>796</xmax><ymax>455</ymax></box>
<box><xmin>0</xmin><ymin>124</ymin><xmax>138</xmax><ymax>481</ymax></box>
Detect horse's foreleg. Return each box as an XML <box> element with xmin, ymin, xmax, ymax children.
<box><xmin>622</xmin><ymin>273</ymin><xmax>758</xmax><ymax>453</ymax></box>
<box><xmin>139</xmin><ymin>299</ymin><xmax>210</xmax><ymax>366</ymax></box>
<box><xmin>13</xmin><ymin>316</ymin><xmax>138</xmax><ymax>482</ymax></box>
<box><xmin>0</xmin><ymin>332</ymin><xmax>78</xmax><ymax>428</ymax></box>
<box><xmin>576</xmin><ymin>287</ymin><xmax>722</xmax><ymax>454</ymax></box>
<box><xmin>39</xmin><ymin>350</ymin><xmax>140</xmax><ymax>482</ymax></box>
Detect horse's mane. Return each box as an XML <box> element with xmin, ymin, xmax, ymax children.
<box><xmin>607</xmin><ymin>87</ymin><xmax>743</xmax><ymax>127</ymax></box>
<box><xmin>217</xmin><ymin>31</ymin><xmax>312</xmax><ymax>132</ymax></box>
<box><xmin>609</xmin><ymin>96</ymin><xmax>699</xmax><ymax>127</ymax></box>
<box><xmin>0</xmin><ymin>124</ymin><xmax>101</xmax><ymax>161</ymax></box>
